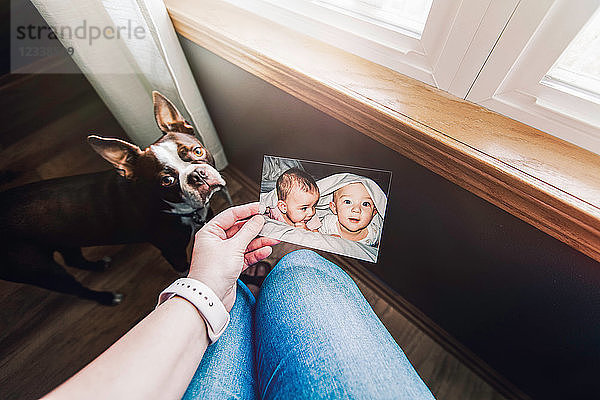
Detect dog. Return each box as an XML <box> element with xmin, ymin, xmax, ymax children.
<box><xmin>0</xmin><ymin>91</ymin><xmax>229</xmax><ymax>305</ymax></box>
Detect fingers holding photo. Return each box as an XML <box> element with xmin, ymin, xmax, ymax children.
<box><xmin>246</xmin><ymin>236</ymin><xmax>280</xmax><ymax>253</ymax></box>
<box><xmin>242</xmin><ymin>246</ymin><xmax>273</xmax><ymax>271</ymax></box>
<box><xmin>205</xmin><ymin>202</ymin><xmax>262</xmax><ymax>235</ymax></box>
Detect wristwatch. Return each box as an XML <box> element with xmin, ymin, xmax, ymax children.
<box><xmin>157</xmin><ymin>278</ymin><xmax>230</xmax><ymax>343</ymax></box>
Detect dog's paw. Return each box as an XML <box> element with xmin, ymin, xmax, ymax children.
<box><xmin>87</xmin><ymin>256</ymin><xmax>112</xmax><ymax>271</ymax></box>
<box><xmin>74</xmin><ymin>257</ymin><xmax>112</xmax><ymax>271</ymax></box>
<box><xmin>101</xmin><ymin>256</ymin><xmax>112</xmax><ymax>269</ymax></box>
<box><xmin>96</xmin><ymin>291</ymin><xmax>124</xmax><ymax>306</ymax></box>
<box><xmin>111</xmin><ymin>292</ymin><xmax>124</xmax><ymax>306</ymax></box>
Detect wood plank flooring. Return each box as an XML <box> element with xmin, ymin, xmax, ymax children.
<box><xmin>0</xmin><ymin>75</ymin><xmax>508</xmax><ymax>400</ymax></box>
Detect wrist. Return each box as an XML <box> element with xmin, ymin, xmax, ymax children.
<box><xmin>164</xmin><ymin>296</ymin><xmax>210</xmax><ymax>343</ymax></box>
<box><xmin>157</xmin><ymin>278</ymin><xmax>230</xmax><ymax>343</ymax></box>
<box><xmin>185</xmin><ymin>273</ymin><xmax>225</xmax><ymax>301</ymax></box>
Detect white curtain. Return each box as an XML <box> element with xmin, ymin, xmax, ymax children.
<box><xmin>30</xmin><ymin>0</ymin><xmax>228</xmax><ymax>169</ymax></box>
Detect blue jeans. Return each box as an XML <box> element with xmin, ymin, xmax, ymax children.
<box><xmin>183</xmin><ymin>250</ymin><xmax>434</xmax><ymax>399</ymax></box>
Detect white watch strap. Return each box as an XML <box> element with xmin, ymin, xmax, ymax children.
<box><xmin>157</xmin><ymin>278</ymin><xmax>230</xmax><ymax>343</ymax></box>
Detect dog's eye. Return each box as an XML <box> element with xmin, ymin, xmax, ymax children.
<box><xmin>193</xmin><ymin>147</ymin><xmax>206</xmax><ymax>157</ymax></box>
<box><xmin>161</xmin><ymin>176</ymin><xmax>176</xmax><ymax>187</ymax></box>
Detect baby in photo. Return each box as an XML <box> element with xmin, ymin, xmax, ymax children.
<box><xmin>318</xmin><ymin>173</ymin><xmax>387</xmax><ymax>247</ymax></box>
<box><xmin>319</xmin><ymin>180</ymin><xmax>381</xmax><ymax>246</ymax></box>
<box><xmin>268</xmin><ymin>167</ymin><xmax>321</xmax><ymax>231</ymax></box>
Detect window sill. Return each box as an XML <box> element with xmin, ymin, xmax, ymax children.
<box><xmin>165</xmin><ymin>0</ymin><xmax>600</xmax><ymax>263</ymax></box>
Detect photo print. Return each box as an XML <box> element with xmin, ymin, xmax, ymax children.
<box><xmin>259</xmin><ymin>155</ymin><xmax>392</xmax><ymax>263</ymax></box>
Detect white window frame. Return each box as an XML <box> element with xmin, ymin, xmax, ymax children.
<box><xmin>466</xmin><ymin>0</ymin><xmax>600</xmax><ymax>155</ymax></box>
<box><xmin>221</xmin><ymin>0</ymin><xmax>600</xmax><ymax>155</ymax></box>
<box><xmin>222</xmin><ymin>0</ymin><xmax>518</xmax><ymax>90</ymax></box>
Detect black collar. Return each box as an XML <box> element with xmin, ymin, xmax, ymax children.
<box><xmin>176</xmin><ymin>208</ymin><xmax>207</xmax><ymax>225</ymax></box>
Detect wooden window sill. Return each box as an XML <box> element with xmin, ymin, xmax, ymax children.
<box><xmin>165</xmin><ymin>0</ymin><xmax>600</xmax><ymax>263</ymax></box>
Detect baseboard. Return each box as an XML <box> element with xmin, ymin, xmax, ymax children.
<box><xmin>328</xmin><ymin>252</ymin><xmax>531</xmax><ymax>400</ymax></box>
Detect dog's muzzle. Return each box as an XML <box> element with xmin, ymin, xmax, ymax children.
<box><xmin>186</xmin><ymin>164</ymin><xmax>226</xmax><ymax>188</ymax></box>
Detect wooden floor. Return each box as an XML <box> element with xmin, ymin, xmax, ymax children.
<box><xmin>0</xmin><ymin>73</ymin><xmax>507</xmax><ymax>399</ymax></box>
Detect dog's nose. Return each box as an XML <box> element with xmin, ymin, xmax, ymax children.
<box><xmin>188</xmin><ymin>169</ymin><xmax>206</xmax><ymax>186</ymax></box>
<box><xmin>188</xmin><ymin>164</ymin><xmax>226</xmax><ymax>187</ymax></box>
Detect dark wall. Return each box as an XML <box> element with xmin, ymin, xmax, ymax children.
<box><xmin>180</xmin><ymin>37</ymin><xmax>600</xmax><ymax>399</ymax></box>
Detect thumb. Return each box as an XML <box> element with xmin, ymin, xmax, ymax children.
<box><xmin>232</xmin><ymin>215</ymin><xmax>265</xmax><ymax>248</ymax></box>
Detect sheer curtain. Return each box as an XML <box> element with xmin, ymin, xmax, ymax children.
<box><xmin>30</xmin><ymin>0</ymin><xmax>227</xmax><ymax>169</ymax></box>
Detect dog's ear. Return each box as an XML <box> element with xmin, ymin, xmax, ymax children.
<box><xmin>152</xmin><ymin>91</ymin><xmax>195</xmax><ymax>135</ymax></box>
<box><xmin>88</xmin><ymin>135</ymin><xmax>142</xmax><ymax>179</ymax></box>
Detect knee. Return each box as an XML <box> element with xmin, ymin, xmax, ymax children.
<box><xmin>257</xmin><ymin>250</ymin><xmax>368</xmax><ymax>322</ymax></box>
<box><xmin>277</xmin><ymin>249</ymin><xmax>321</xmax><ymax>267</ymax></box>
<box><xmin>266</xmin><ymin>249</ymin><xmax>354</xmax><ymax>287</ymax></box>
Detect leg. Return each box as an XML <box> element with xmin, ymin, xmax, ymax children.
<box><xmin>151</xmin><ymin>230</ymin><xmax>191</xmax><ymax>274</ymax></box>
<box><xmin>255</xmin><ymin>250</ymin><xmax>435</xmax><ymax>400</ymax></box>
<box><xmin>59</xmin><ymin>246</ymin><xmax>111</xmax><ymax>271</ymax></box>
<box><xmin>183</xmin><ymin>281</ymin><xmax>258</xmax><ymax>400</ymax></box>
<box><xmin>157</xmin><ymin>246</ymin><xmax>189</xmax><ymax>274</ymax></box>
<box><xmin>2</xmin><ymin>244</ymin><xmax>122</xmax><ymax>306</ymax></box>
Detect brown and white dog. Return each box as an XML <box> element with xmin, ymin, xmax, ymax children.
<box><xmin>0</xmin><ymin>91</ymin><xmax>229</xmax><ymax>305</ymax></box>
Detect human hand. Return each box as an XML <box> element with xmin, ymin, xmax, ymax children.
<box><xmin>264</xmin><ymin>206</ymin><xmax>286</xmax><ymax>223</ymax></box>
<box><xmin>189</xmin><ymin>203</ymin><xmax>280</xmax><ymax>311</ymax></box>
<box><xmin>306</xmin><ymin>216</ymin><xmax>322</xmax><ymax>231</ymax></box>
<box><xmin>293</xmin><ymin>221</ymin><xmax>308</xmax><ymax>230</ymax></box>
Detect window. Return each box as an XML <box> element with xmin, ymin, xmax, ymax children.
<box><xmin>223</xmin><ymin>0</ymin><xmax>518</xmax><ymax>87</ymax></box>
<box><xmin>467</xmin><ymin>0</ymin><xmax>600</xmax><ymax>154</ymax></box>
<box><xmin>313</xmin><ymin>0</ymin><xmax>434</xmax><ymax>37</ymax></box>
<box><xmin>223</xmin><ymin>0</ymin><xmax>600</xmax><ymax>155</ymax></box>
<box><xmin>545</xmin><ymin>8</ymin><xmax>600</xmax><ymax>101</ymax></box>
